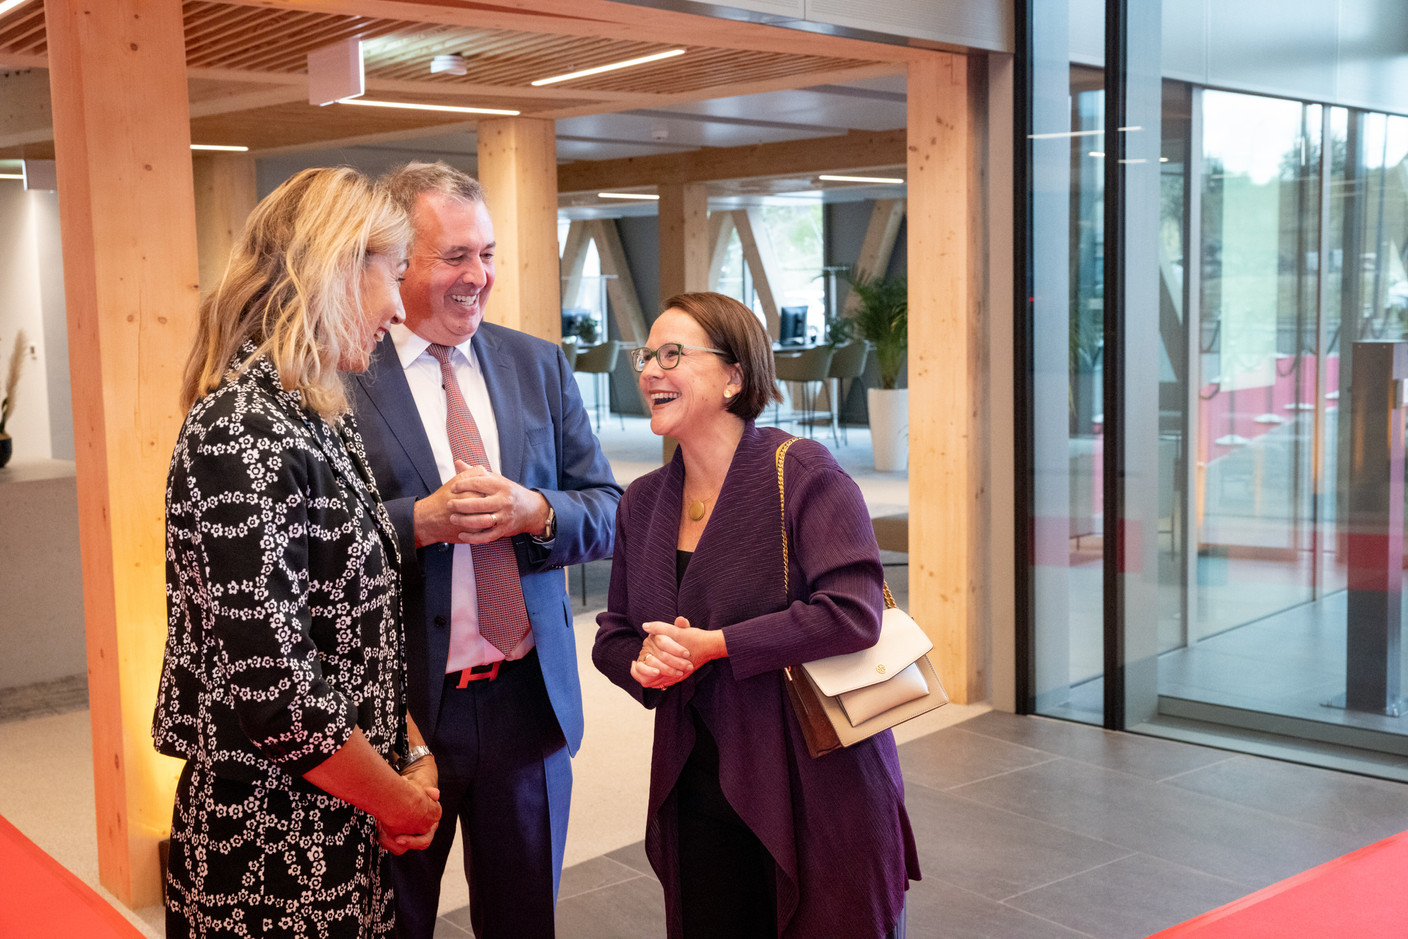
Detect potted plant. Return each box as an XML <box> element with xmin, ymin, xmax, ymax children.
<box><xmin>575</xmin><ymin>316</ymin><xmax>601</xmax><ymax>346</ymax></box>
<box><xmin>0</xmin><ymin>329</ymin><xmax>27</xmax><ymax>469</ymax></box>
<box><xmin>846</xmin><ymin>272</ymin><xmax>908</xmax><ymax>470</ymax></box>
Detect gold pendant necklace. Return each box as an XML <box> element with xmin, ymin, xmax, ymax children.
<box><xmin>686</xmin><ymin>498</ymin><xmax>707</xmax><ymax>521</ymax></box>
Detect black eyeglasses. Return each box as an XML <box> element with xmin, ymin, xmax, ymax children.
<box><xmin>628</xmin><ymin>342</ymin><xmax>728</xmax><ymax>372</ymax></box>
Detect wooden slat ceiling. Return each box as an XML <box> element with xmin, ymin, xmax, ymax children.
<box><xmin>0</xmin><ymin>0</ymin><xmax>900</xmax><ymax>160</ymax></box>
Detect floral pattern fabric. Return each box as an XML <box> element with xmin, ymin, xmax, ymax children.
<box><xmin>153</xmin><ymin>350</ymin><xmax>405</xmax><ymax>936</ymax></box>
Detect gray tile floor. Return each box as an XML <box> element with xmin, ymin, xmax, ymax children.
<box><xmin>427</xmin><ymin>710</ymin><xmax>1408</xmax><ymax>939</ymax></box>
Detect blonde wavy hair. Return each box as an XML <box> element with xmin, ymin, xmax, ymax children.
<box><xmin>180</xmin><ymin>166</ymin><xmax>411</xmax><ymax>420</ymax></box>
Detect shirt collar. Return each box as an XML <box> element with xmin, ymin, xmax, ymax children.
<box><xmin>390</xmin><ymin>322</ymin><xmax>476</xmax><ymax>370</ymax></box>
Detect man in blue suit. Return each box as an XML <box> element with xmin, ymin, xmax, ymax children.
<box><xmin>351</xmin><ymin>161</ymin><xmax>621</xmax><ymax>938</ymax></box>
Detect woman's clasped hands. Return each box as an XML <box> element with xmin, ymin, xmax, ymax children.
<box><xmin>629</xmin><ymin>616</ymin><xmax>728</xmax><ymax>690</ymax></box>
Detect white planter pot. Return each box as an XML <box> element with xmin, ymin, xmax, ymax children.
<box><xmin>867</xmin><ymin>387</ymin><xmax>908</xmax><ymax>472</ymax></box>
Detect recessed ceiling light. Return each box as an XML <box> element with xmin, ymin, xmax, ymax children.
<box><xmin>0</xmin><ymin>173</ymin><xmax>22</xmax><ymax>180</ymax></box>
<box><xmin>532</xmin><ymin>49</ymin><xmax>685</xmax><ymax>87</ymax></box>
<box><xmin>190</xmin><ymin>144</ymin><xmax>249</xmax><ymax>152</ymax></box>
<box><xmin>597</xmin><ymin>192</ymin><xmax>659</xmax><ymax>201</ymax></box>
<box><xmin>340</xmin><ymin>98</ymin><xmax>520</xmax><ymax>116</ymax></box>
<box><xmin>818</xmin><ymin>174</ymin><xmax>904</xmax><ymax>185</ymax></box>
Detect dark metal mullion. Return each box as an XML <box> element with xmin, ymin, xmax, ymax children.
<box><xmin>1103</xmin><ymin>0</ymin><xmax>1128</xmax><ymax>730</ymax></box>
<box><xmin>1013</xmin><ymin>0</ymin><xmax>1037</xmax><ymax>713</ymax></box>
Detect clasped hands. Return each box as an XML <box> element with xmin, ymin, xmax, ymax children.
<box><xmin>415</xmin><ymin>459</ymin><xmax>550</xmax><ymax>548</ymax></box>
<box><xmin>377</xmin><ymin>757</ymin><xmax>441</xmax><ymax>855</ymax></box>
<box><xmin>630</xmin><ymin>616</ymin><xmax>728</xmax><ymax>690</ymax></box>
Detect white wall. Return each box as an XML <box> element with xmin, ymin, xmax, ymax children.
<box><xmin>0</xmin><ymin>182</ymin><xmax>57</xmax><ymax>464</ymax></box>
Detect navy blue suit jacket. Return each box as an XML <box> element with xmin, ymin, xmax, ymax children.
<box><xmin>351</xmin><ymin>323</ymin><xmax>621</xmax><ymax>755</ymax></box>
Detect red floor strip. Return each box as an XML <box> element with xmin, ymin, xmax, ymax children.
<box><xmin>1148</xmin><ymin>829</ymin><xmax>1408</xmax><ymax>938</ymax></box>
<box><xmin>0</xmin><ymin>814</ymin><xmax>145</xmax><ymax>938</ymax></box>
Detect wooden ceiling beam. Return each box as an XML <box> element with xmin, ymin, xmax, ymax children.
<box><xmin>557</xmin><ymin>127</ymin><xmax>906</xmax><ymax>192</ymax></box>
<box><xmin>0</xmin><ymin>53</ymin><xmax>44</xmax><ymax>69</ymax></box>
<box><xmin>0</xmin><ymin>67</ymin><xmax>51</xmax><ymax>148</ymax></box>
<box><xmin>188</xmin><ymin>86</ymin><xmax>308</xmax><ymax>119</ymax></box>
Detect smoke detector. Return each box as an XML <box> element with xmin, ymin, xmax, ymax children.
<box><xmin>431</xmin><ymin>54</ymin><xmax>468</xmax><ymax>76</ymax></box>
<box><xmin>650</xmin><ymin>125</ymin><xmax>669</xmax><ymax>141</ymax></box>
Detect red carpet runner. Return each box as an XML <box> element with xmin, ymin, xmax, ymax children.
<box><xmin>1149</xmin><ymin>828</ymin><xmax>1408</xmax><ymax>938</ymax></box>
<box><xmin>0</xmin><ymin>814</ymin><xmax>145</xmax><ymax>938</ymax></box>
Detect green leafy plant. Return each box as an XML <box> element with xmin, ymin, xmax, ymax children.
<box><xmin>575</xmin><ymin>316</ymin><xmax>600</xmax><ymax>345</ymax></box>
<box><xmin>823</xmin><ymin>311</ymin><xmax>854</xmax><ymax>349</ymax></box>
<box><xmin>845</xmin><ymin>271</ymin><xmax>907</xmax><ymax>389</ymax></box>
<box><xmin>0</xmin><ymin>330</ymin><xmax>27</xmax><ymax>436</ymax></box>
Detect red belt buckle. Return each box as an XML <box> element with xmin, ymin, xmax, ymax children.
<box><xmin>456</xmin><ymin>661</ymin><xmax>500</xmax><ymax>688</ymax></box>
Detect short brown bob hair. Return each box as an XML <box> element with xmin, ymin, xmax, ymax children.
<box><xmin>660</xmin><ymin>292</ymin><xmax>782</xmax><ymax>421</ymax></box>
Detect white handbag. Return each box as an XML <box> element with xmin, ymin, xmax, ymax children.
<box><xmin>774</xmin><ymin>438</ymin><xmax>949</xmax><ymax>758</ymax></box>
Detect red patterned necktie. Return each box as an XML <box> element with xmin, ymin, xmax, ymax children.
<box><xmin>427</xmin><ymin>343</ymin><xmax>532</xmax><ymax>656</ymax></box>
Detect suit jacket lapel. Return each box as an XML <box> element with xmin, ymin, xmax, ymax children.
<box><xmin>354</xmin><ymin>335</ymin><xmax>443</xmax><ymax>496</ymax></box>
<box><xmin>474</xmin><ymin>327</ymin><xmax>525</xmax><ymax>481</ymax></box>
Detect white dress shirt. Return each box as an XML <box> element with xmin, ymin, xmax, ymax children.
<box><xmin>391</xmin><ymin>322</ymin><xmax>534</xmax><ymax>669</ymax></box>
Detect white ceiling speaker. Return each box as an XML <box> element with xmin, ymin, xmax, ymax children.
<box><xmin>431</xmin><ymin>54</ymin><xmax>469</xmax><ymax>76</ymax></box>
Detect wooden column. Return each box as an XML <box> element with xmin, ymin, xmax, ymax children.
<box><xmin>477</xmin><ymin>117</ymin><xmax>560</xmax><ymax>339</ymax></box>
<box><xmin>658</xmin><ymin>181</ymin><xmax>709</xmax><ymax>300</ymax></box>
<box><xmin>45</xmin><ymin>0</ymin><xmax>200</xmax><ymax>905</ymax></box>
<box><xmin>559</xmin><ymin>219</ymin><xmax>591</xmax><ymax>312</ymax></box>
<box><xmin>906</xmin><ymin>53</ymin><xmax>976</xmax><ymax>702</ymax></box>
<box><xmin>736</xmin><ymin>208</ymin><xmax>783</xmax><ymax>338</ymax></box>
<box><xmin>846</xmin><ymin>199</ymin><xmax>907</xmax><ymax>311</ymax></box>
<box><xmin>586</xmin><ymin>218</ymin><xmax>649</xmax><ymax>345</ymax></box>
<box><xmin>193</xmin><ymin>152</ymin><xmax>258</xmax><ymax>299</ymax></box>
<box><xmin>707</xmin><ymin>210</ymin><xmax>736</xmax><ymax>290</ymax></box>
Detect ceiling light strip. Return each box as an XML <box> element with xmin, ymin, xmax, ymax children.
<box><xmin>818</xmin><ymin>174</ymin><xmax>904</xmax><ymax>185</ymax></box>
<box><xmin>340</xmin><ymin>98</ymin><xmax>520</xmax><ymax>116</ymax></box>
<box><xmin>532</xmin><ymin>49</ymin><xmax>685</xmax><ymax>87</ymax></box>
<box><xmin>0</xmin><ymin>0</ymin><xmax>36</xmax><ymax>17</ymax></box>
<box><xmin>597</xmin><ymin>192</ymin><xmax>659</xmax><ymax>200</ymax></box>
<box><xmin>190</xmin><ymin>144</ymin><xmax>249</xmax><ymax>152</ymax></box>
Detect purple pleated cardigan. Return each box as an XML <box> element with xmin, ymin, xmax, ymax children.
<box><xmin>593</xmin><ymin>421</ymin><xmax>920</xmax><ymax>938</ymax></box>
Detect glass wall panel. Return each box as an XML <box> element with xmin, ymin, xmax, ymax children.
<box><xmin>1026</xmin><ymin>0</ymin><xmax>1106</xmax><ymax>724</ymax></box>
<box><xmin>1024</xmin><ymin>0</ymin><xmax>1408</xmax><ymax>771</ymax></box>
<box><xmin>1149</xmin><ymin>92</ymin><xmax>1408</xmax><ymax>753</ymax></box>
<box><xmin>1193</xmin><ymin>90</ymin><xmax>1323</xmax><ymax>637</ymax></box>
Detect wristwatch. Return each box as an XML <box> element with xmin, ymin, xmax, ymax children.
<box><xmin>537</xmin><ymin>502</ymin><xmax>557</xmax><ymax>542</ymax></box>
<box><xmin>401</xmin><ymin>745</ymin><xmax>432</xmax><ymax>771</ymax></box>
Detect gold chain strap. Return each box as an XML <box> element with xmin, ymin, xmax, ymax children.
<box><xmin>776</xmin><ymin>435</ymin><xmax>896</xmax><ymax>612</ymax></box>
<box><xmin>775</xmin><ymin>437</ymin><xmax>799</xmax><ymax>599</ymax></box>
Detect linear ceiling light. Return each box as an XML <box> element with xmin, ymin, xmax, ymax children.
<box><xmin>190</xmin><ymin>144</ymin><xmax>249</xmax><ymax>152</ymax></box>
<box><xmin>818</xmin><ymin>174</ymin><xmax>904</xmax><ymax>185</ymax></box>
<box><xmin>532</xmin><ymin>49</ymin><xmax>685</xmax><ymax>87</ymax></box>
<box><xmin>340</xmin><ymin>98</ymin><xmax>520</xmax><ymax>116</ymax></box>
<box><xmin>0</xmin><ymin>0</ymin><xmax>37</xmax><ymax>17</ymax></box>
<box><xmin>597</xmin><ymin>192</ymin><xmax>659</xmax><ymax>201</ymax></box>
<box><xmin>0</xmin><ymin>173</ymin><xmax>22</xmax><ymax>180</ymax></box>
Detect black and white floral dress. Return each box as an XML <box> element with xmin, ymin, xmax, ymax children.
<box><xmin>153</xmin><ymin>349</ymin><xmax>406</xmax><ymax>938</ymax></box>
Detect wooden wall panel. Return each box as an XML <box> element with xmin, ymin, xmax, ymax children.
<box><xmin>193</xmin><ymin>152</ymin><xmax>257</xmax><ymax>299</ymax></box>
<box><xmin>44</xmin><ymin>0</ymin><xmax>200</xmax><ymax>905</ymax></box>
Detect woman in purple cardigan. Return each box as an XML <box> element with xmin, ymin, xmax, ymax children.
<box><xmin>593</xmin><ymin>292</ymin><xmax>918</xmax><ymax>938</ymax></box>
